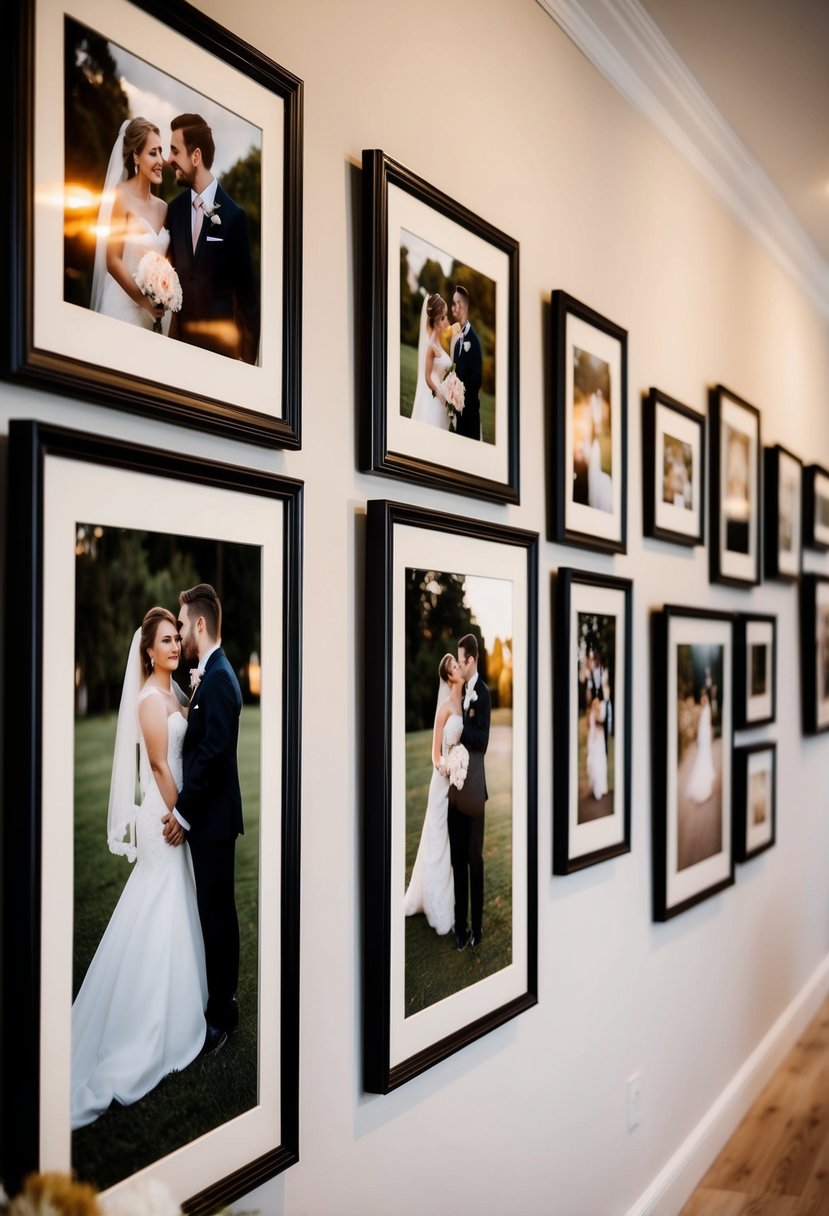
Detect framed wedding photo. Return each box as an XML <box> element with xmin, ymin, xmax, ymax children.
<box><xmin>764</xmin><ymin>445</ymin><xmax>802</xmax><ymax>580</ymax></box>
<box><xmin>642</xmin><ymin>388</ymin><xmax>705</xmax><ymax>546</ymax></box>
<box><xmin>550</xmin><ymin>291</ymin><xmax>627</xmax><ymax>553</ymax></box>
<box><xmin>6</xmin><ymin>0</ymin><xmax>303</xmax><ymax>447</ymax></box>
<box><xmin>2</xmin><ymin>421</ymin><xmax>302</xmax><ymax>1212</ymax></box>
<box><xmin>360</xmin><ymin>149</ymin><xmax>520</xmax><ymax>504</ymax></box>
<box><xmin>733</xmin><ymin>743</ymin><xmax>776</xmax><ymax>863</ymax></box>
<box><xmin>734</xmin><ymin>614</ymin><xmax>776</xmax><ymax>729</ymax></box>
<box><xmin>652</xmin><ymin>606</ymin><xmax>734</xmax><ymax>920</ymax></box>
<box><xmin>553</xmin><ymin>569</ymin><xmax>632</xmax><ymax>874</ymax></box>
<box><xmin>802</xmin><ymin>463</ymin><xmax>829</xmax><ymax>550</ymax></box>
<box><xmin>364</xmin><ymin>500</ymin><xmax>538</xmax><ymax>1092</ymax></box>
<box><xmin>708</xmin><ymin>385</ymin><xmax>761</xmax><ymax>586</ymax></box>
<box><xmin>800</xmin><ymin>573</ymin><xmax>829</xmax><ymax>735</ymax></box>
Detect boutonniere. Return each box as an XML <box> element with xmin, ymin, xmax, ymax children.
<box><xmin>463</xmin><ymin>340</ymin><xmax>471</xmax><ymax>352</ymax></box>
<box><xmin>189</xmin><ymin>668</ymin><xmax>202</xmax><ymax>699</ymax></box>
<box><xmin>204</xmin><ymin>202</ymin><xmax>221</xmax><ymax>226</ymax></box>
<box><xmin>463</xmin><ymin>687</ymin><xmax>478</xmax><ymax>712</ymax></box>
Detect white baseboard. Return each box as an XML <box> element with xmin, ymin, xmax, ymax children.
<box><xmin>626</xmin><ymin>952</ymin><xmax>829</xmax><ymax>1216</ymax></box>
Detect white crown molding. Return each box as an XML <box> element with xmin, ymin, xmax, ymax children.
<box><xmin>536</xmin><ymin>0</ymin><xmax>829</xmax><ymax>320</ymax></box>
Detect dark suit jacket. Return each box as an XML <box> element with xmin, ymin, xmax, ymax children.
<box><xmin>448</xmin><ymin>676</ymin><xmax>490</xmax><ymax>816</ymax></box>
<box><xmin>454</xmin><ymin>323</ymin><xmax>483</xmax><ymax>439</ymax></box>
<box><xmin>178</xmin><ymin>648</ymin><xmax>244</xmax><ymax>842</ymax></box>
<box><xmin>167</xmin><ymin>183</ymin><xmax>259</xmax><ymax>363</ymax></box>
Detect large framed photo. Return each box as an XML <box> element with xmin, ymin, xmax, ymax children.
<box><xmin>800</xmin><ymin>574</ymin><xmax>829</xmax><ymax>735</ymax></box>
<box><xmin>551</xmin><ymin>291</ymin><xmax>627</xmax><ymax>553</ymax></box>
<box><xmin>764</xmin><ymin>445</ymin><xmax>802</xmax><ymax>580</ymax></box>
<box><xmin>364</xmin><ymin>501</ymin><xmax>537</xmax><ymax>1092</ymax></box>
<box><xmin>361</xmin><ymin>150</ymin><xmax>519</xmax><ymax>504</ymax></box>
<box><xmin>652</xmin><ymin>606</ymin><xmax>734</xmax><ymax>920</ymax></box>
<box><xmin>553</xmin><ymin>569</ymin><xmax>632</xmax><ymax>874</ymax></box>
<box><xmin>642</xmin><ymin>388</ymin><xmax>705</xmax><ymax>546</ymax></box>
<box><xmin>802</xmin><ymin>464</ymin><xmax>829</xmax><ymax>550</ymax></box>
<box><xmin>2</xmin><ymin>422</ymin><xmax>302</xmax><ymax>1212</ymax></box>
<box><xmin>709</xmin><ymin>385</ymin><xmax>761</xmax><ymax>586</ymax></box>
<box><xmin>734</xmin><ymin>614</ymin><xmax>776</xmax><ymax>728</ymax></box>
<box><xmin>6</xmin><ymin>0</ymin><xmax>303</xmax><ymax>447</ymax></box>
<box><xmin>733</xmin><ymin>743</ymin><xmax>776</xmax><ymax>863</ymax></box>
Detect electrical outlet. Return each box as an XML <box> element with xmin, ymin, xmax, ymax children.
<box><xmin>627</xmin><ymin>1071</ymin><xmax>641</xmax><ymax>1131</ymax></box>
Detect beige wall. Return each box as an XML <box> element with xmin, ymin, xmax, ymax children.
<box><xmin>3</xmin><ymin>1</ymin><xmax>829</xmax><ymax>1212</ymax></box>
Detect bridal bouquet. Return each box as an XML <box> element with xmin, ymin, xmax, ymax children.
<box><xmin>134</xmin><ymin>251</ymin><xmax>183</xmax><ymax>333</ymax></box>
<box><xmin>442</xmin><ymin>368</ymin><xmax>465</xmax><ymax>427</ymax></box>
<box><xmin>446</xmin><ymin>742</ymin><xmax>470</xmax><ymax>790</ymax></box>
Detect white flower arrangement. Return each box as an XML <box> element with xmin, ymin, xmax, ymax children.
<box><xmin>100</xmin><ymin>1178</ymin><xmax>182</xmax><ymax>1216</ymax></box>
<box><xmin>204</xmin><ymin>202</ymin><xmax>222</xmax><ymax>226</ymax></box>
<box><xmin>446</xmin><ymin>742</ymin><xmax>470</xmax><ymax>790</ymax></box>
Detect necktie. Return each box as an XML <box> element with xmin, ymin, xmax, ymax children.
<box><xmin>192</xmin><ymin>195</ymin><xmax>204</xmax><ymax>251</ymax></box>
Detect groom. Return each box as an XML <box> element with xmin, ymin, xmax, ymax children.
<box><xmin>447</xmin><ymin>633</ymin><xmax>491</xmax><ymax>950</ymax></box>
<box><xmin>451</xmin><ymin>285</ymin><xmax>484</xmax><ymax>440</ymax></box>
<box><xmin>166</xmin><ymin>113</ymin><xmax>259</xmax><ymax>363</ymax></box>
<box><xmin>163</xmin><ymin>583</ymin><xmax>243</xmax><ymax>1056</ymax></box>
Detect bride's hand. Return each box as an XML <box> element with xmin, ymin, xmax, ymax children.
<box><xmin>141</xmin><ymin>296</ymin><xmax>166</xmax><ymax>321</ymax></box>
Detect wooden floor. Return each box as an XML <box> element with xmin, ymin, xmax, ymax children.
<box><xmin>680</xmin><ymin>996</ymin><xmax>829</xmax><ymax>1215</ymax></box>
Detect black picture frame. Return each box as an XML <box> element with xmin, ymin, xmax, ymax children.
<box><xmin>763</xmin><ymin>445</ymin><xmax>802</xmax><ymax>580</ymax></box>
<box><xmin>2</xmin><ymin>420</ymin><xmax>303</xmax><ymax>1212</ymax></box>
<box><xmin>652</xmin><ymin>605</ymin><xmax>734</xmax><ymax>921</ymax></box>
<box><xmin>364</xmin><ymin>500</ymin><xmax>538</xmax><ymax>1092</ymax></box>
<box><xmin>734</xmin><ymin>613</ymin><xmax>777</xmax><ymax>728</ymax></box>
<box><xmin>551</xmin><ymin>291</ymin><xmax>628</xmax><ymax>553</ymax></box>
<box><xmin>733</xmin><ymin>742</ymin><xmax>776</xmax><ymax>863</ymax></box>
<box><xmin>361</xmin><ymin>149</ymin><xmax>520</xmax><ymax>504</ymax></box>
<box><xmin>642</xmin><ymin>388</ymin><xmax>705</xmax><ymax>546</ymax></box>
<box><xmin>5</xmin><ymin>0</ymin><xmax>303</xmax><ymax>448</ymax></box>
<box><xmin>708</xmin><ymin>385</ymin><xmax>761</xmax><ymax>587</ymax></box>
<box><xmin>800</xmin><ymin>573</ymin><xmax>829</xmax><ymax>735</ymax></box>
<box><xmin>802</xmin><ymin>463</ymin><xmax>829</xmax><ymax>551</ymax></box>
<box><xmin>553</xmin><ymin>568</ymin><xmax>632</xmax><ymax>874</ymax></box>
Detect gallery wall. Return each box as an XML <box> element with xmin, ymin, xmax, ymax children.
<box><xmin>3</xmin><ymin>1</ymin><xmax>829</xmax><ymax>1213</ymax></box>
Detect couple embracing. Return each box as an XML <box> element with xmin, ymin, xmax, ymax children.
<box><xmin>404</xmin><ymin>634</ymin><xmax>490</xmax><ymax>951</ymax></box>
<box><xmin>411</xmin><ymin>286</ymin><xmax>484</xmax><ymax>440</ymax></box>
<box><xmin>72</xmin><ymin>585</ymin><xmax>243</xmax><ymax>1129</ymax></box>
<box><xmin>91</xmin><ymin>113</ymin><xmax>258</xmax><ymax>362</ymax></box>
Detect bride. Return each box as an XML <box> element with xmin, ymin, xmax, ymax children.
<box><xmin>403</xmin><ymin>654</ymin><xmax>465</xmax><ymax>935</ymax></box>
<box><xmin>410</xmin><ymin>293</ymin><xmax>459</xmax><ymax>430</ymax></box>
<box><xmin>71</xmin><ymin>607</ymin><xmax>207</xmax><ymax>1129</ymax></box>
<box><xmin>686</xmin><ymin>691</ymin><xmax>716</xmax><ymax>804</ymax></box>
<box><xmin>91</xmin><ymin>117</ymin><xmax>172</xmax><ymax>332</ymax></box>
<box><xmin>585</xmin><ymin>695</ymin><xmax>608</xmax><ymax>800</ymax></box>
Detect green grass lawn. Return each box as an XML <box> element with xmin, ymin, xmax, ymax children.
<box><xmin>404</xmin><ymin>708</ymin><xmax>513</xmax><ymax>1016</ymax></box>
<box><xmin>399</xmin><ymin>341</ymin><xmax>496</xmax><ymax>445</ymax></box>
<box><xmin>71</xmin><ymin>706</ymin><xmax>260</xmax><ymax>1192</ymax></box>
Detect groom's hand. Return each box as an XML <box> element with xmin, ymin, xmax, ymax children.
<box><xmin>162</xmin><ymin>810</ymin><xmax>184</xmax><ymax>847</ymax></box>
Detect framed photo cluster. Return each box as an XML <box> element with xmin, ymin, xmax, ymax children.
<box><xmin>6</xmin><ymin>0</ymin><xmax>303</xmax><ymax>447</ymax></box>
<box><xmin>2</xmin><ymin>422</ymin><xmax>303</xmax><ymax>1212</ymax></box>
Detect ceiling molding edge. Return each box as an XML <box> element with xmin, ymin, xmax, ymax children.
<box><xmin>536</xmin><ymin>0</ymin><xmax>829</xmax><ymax>320</ymax></box>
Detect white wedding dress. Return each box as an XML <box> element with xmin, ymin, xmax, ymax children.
<box><xmin>588</xmin><ymin>437</ymin><xmax>613</xmax><ymax>513</ymax></box>
<box><xmin>403</xmin><ymin>713</ymin><xmax>462</xmax><ymax>935</ymax></box>
<box><xmin>686</xmin><ymin>701</ymin><xmax>715</xmax><ymax>804</ymax></box>
<box><xmin>95</xmin><ymin>218</ymin><xmax>172</xmax><ymax>334</ymax></box>
<box><xmin>71</xmin><ymin>694</ymin><xmax>207</xmax><ymax>1130</ymax></box>
<box><xmin>586</xmin><ymin>704</ymin><xmax>608</xmax><ymax>799</ymax></box>
<box><xmin>411</xmin><ymin>339</ymin><xmax>452</xmax><ymax>429</ymax></box>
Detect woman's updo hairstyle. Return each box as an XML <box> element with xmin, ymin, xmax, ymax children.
<box><xmin>426</xmin><ymin>292</ymin><xmax>446</xmax><ymax>328</ymax></box>
<box><xmin>122</xmin><ymin>117</ymin><xmax>160</xmax><ymax>178</ymax></box>
<box><xmin>140</xmin><ymin>606</ymin><xmax>178</xmax><ymax>678</ymax></box>
<box><xmin>438</xmin><ymin>652</ymin><xmax>455</xmax><ymax>683</ymax></box>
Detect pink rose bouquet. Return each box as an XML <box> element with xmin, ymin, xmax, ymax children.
<box><xmin>134</xmin><ymin>251</ymin><xmax>183</xmax><ymax>333</ymax></box>
<box><xmin>442</xmin><ymin>368</ymin><xmax>466</xmax><ymax>427</ymax></box>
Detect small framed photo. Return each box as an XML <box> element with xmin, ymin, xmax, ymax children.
<box><xmin>6</xmin><ymin>0</ymin><xmax>303</xmax><ymax>447</ymax></box>
<box><xmin>764</xmin><ymin>445</ymin><xmax>802</xmax><ymax>580</ymax></box>
<box><xmin>361</xmin><ymin>150</ymin><xmax>519</xmax><ymax>503</ymax></box>
<box><xmin>652</xmin><ymin>606</ymin><xmax>734</xmax><ymax>920</ymax></box>
<box><xmin>733</xmin><ymin>743</ymin><xmax>776</xmax><ymax>863</ymax></box>
<box><xmin>2</xmin><ymin>421</ymin><xmax>302</xmax><ymax>1212</ymax></box>
<box><xmin>553</xmin><ymin>569</ymin><xmax>632</xmax><ymax>874</ymax></box>
<box><xmin>734</xmin><ymin>614</ymin><xmax>776</xmax><ymax>728</ymax></box>
<box><xmin>642</xmin><ymin>388</ymin><xmax>705</xmax><ymax>546</ymax></box>
<box><xmin>364</xmin><ymin>500</ymin><xmax>538</xmax><ymax>1092</ymax></box>
<box><xmin>800</xmin><ymin>573</ymin><xmax>829</xmax><ymax>734</ymax></box>
<box><xmin>551</xmin><ymin>291</ymin><xmax>627</xmax><ymax>553</ymax></box>
<box><xmin>802</xmin><ymin>464</ymin><xmax>829</xmax><ymax>550</ymax></box>
<box><xmin>709</xmin><ymin>385</ymin><xmax>761</xmax><ymax>586</ymax></box>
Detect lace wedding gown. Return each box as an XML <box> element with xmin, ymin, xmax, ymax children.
<box><xmin>411</xmin><ymin>341</ymin><xmax>452</xmax><ymax>430</ymax></box>
<box><xmin>403</xmin><ymin>713</ymin><xmax>462</xmax><ymax>935</ymax></box>
<box><xmin>95</xmin><ymin>218</ymin><xmax>172</xmax><ymax>334</ymax></box>
<box><xmin>71</xmin><ymin>697</ymin><xmax>207</xmax><ymax>1129</ymax></box>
